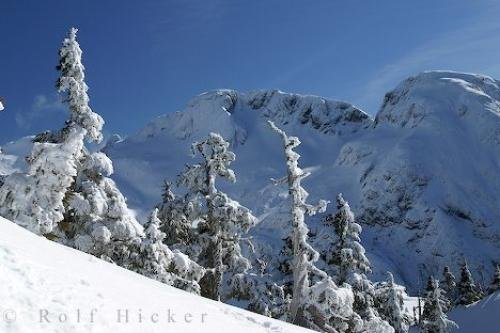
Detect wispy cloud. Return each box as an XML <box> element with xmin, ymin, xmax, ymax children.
<box><xmin>15</xmin><ymin>94</ymin><xmax>66</xmax><ymax>130</ymax></box>
<box><xmin>356</xmin><ymin>5</ymin><xmax>500</xmax><ymax>114</ymax></box>
<box><xmin>149</xmin><ymin>0</ymin><xmax>233</xmax><ymax>35</ymax></box>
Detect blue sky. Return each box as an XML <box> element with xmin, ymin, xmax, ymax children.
<box><xmin>1</xmin><ymin>0</ymin><xmax>500</xmax><ymax>144</ymax></box>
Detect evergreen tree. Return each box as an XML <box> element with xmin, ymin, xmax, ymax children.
<box><xmin>231</xmin><ymin>272</ymin><xmax>289</xmax><ymax>320</ymax></box>
<box><xmin>177</xmin><ymin>133</ymin><xmax>256</xmax><ymax>301</ymax></box>
<box><xmin>423</xmin><ymin>274</ymin><xmax>451</xmax><ymax>316</ymax></box>
<box><xmin>457</xmin><ymin>261</ymin><xmax>483</xmax><ymax>305</ymax></box>
<box><xmin>268</xmin><ymin>121</ymin><xmax>369</xmax><ymax>332</ymax></box>
<box><xmin>52</xmin><ymin>28</ymin><xmax>143</xmax><ymax>264</ymax></box>
<box><xmin>441</xmin><ymin>266</ymin><xmax>457</xmax><ymax>306</ymax></box>
<box><xmin>67</xmin><ymin>152</ymin><xmax>143</xmax><ymax>265</ymax></box>
<box><xmin>135</xmin><ymin>208</ymin><xmax>204</xmax><ymax>293</ymax></box>
<box><xmin>330</xmin><ymin>193</ymin><xmax>371</xmax><ymax>285</ymax></box>
<box><xmin>421</xmin><ymin>279</ymin><xmax>458</xmax><ymax>333</ymax></box>
<box><xmin>320</xmin><ymin>193</ymin><xmax>378</xmax><ymax>323</ymax></box>
<box><xmin>0</xmin><ymin>27</ymin><xmax>101</xmax><ymax>236</ymax></box>
<box><xmin>488</xmin><ymin>264</ymin><xmax>500</xmax><ymax>294</ymax></box>
<box><xmin>376</xmin><ymin>272</ymin><xmax>410</xmax><ymax>333</ymax></box>
<box><xmin>56</xmin><ymin>27</ymin><xmax>104</xmax><ymax>143</ymax></box>
<box><xmin>277</xmin><ymin>234</ymin><xmax>294</xmax><ymax>280</ymax></box>
<box><xmin>0</xmin><ymin>129</ymin><xmax>82</xmax><ymax>235</ymax></box>
<box><xmin>157</xmin><ymin>181</ymin><xmax>193</xmax><ymax>249</ymax></box>
<box><xmin>268</xmin><ymin>120</ymin><xmax>327</xmax><ymax>322</ymax></box>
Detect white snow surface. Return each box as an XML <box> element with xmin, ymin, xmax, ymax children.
<box><xmin>449</xmin><ymin>292</ymin><xmax>500</xmax><ymax>332</ymax></box>
<box><xmin>101</xmin><ymin>71</ymin><xmax>500</xmax><ymax>292</ymax></box>
<box><xmin>0</xmin><ymin>217</ymin><xmax>310</xmax><ymax>333</ymax></box>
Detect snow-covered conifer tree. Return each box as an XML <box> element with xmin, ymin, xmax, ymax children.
<box><xmin>231</xmin><ymin>272</ymin><xmax>289</xmax><ymax>319</ymax></box>
<box><xmin>328</xmin><ymin>193</ymin><xmax>371</xmax><ymax>285</ymax></box>
<box><xmin>320</xmin><ymin>193</ymin><xmax>379</xmax><ymax>322</ymax></box>
<box><xmin>268</xmin><ymin>121</ymin><xmax>370</xmax><ymax>332</ymax></box>
<box><xmin>50</xmin><ymin>28</ymin><xmax>142</xmax><ymax>264</ymax></box>
<box><xmin>457</xmin><ymin>261</ymin><xmax>483</xmax><ymax>305</ymax></box>
<box><xmin>377</xmin><ymin>272</ymin><xmax>410</xmax><ymax>333</ymax></box>
<box><xmin>304</xmin><ymin>277</ymin><xmax>363</xmax><ymax>333</ymax></box>
<box><xmin>268</xmin><ymin>120</ymin><xmax>328</xmax><ymax>323</ymax></box>
<box><xmin>156</xmin><ymin>181</ymin><xmax>193</xmax><ymax>249</ymax></box>
<box><xmin>0</xmin><ymin>128</ymin><xmax>83</xmax><ymax>235</ymax></box>
<box><xmin>0</xmin><ymin>28</ymin><xmax>104</xmax><ymax>236</ymax></box>
<box><xmin>134</xmin><ymin>208</ymin><xmax>204</xmax><ymax>293</ymax></box>
<box><xmin>441</xmin><ymin>266</ymin><xmax>457</xmax><ymax>306</ymax></box>
<box><xmin>67</xmin><ymin>151</ymin><xmax>144</xmax><ymax>265</ymax></box>
<box><xmin>277</xmin><ymin>234</ymin><xmax>294</xmax><ymax>283</ymax></box>
<box><xmin>488</xmin><ymin>264</ymin><xmax>500</xmax><ymax>294</ymax></box>
<box><xmin>56</xmin><ymin>27</ymin><xmax>103</xmax><ymax>143</ymax></box>
<box><xmin>421</xmin><ymin>279</ymin><xmax>458</xmax><ymax>333</ymax></box>
<box><xmin>423</xmin><ymin>275</ymin><xmax>451</xmax><ymax>317</ymax></box>
<box><xmin>178</xmin><ymin>133</ymin><xmax>256</xmax><ymax>301</ymax></box>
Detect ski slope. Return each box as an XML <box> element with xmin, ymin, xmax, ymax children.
<box><xmin>0</xmin><ymin>217</ymin><xmax>310</xmax><ymax>333</ymax></box>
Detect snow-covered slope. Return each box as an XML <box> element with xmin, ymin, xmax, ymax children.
<box><xmin>103</xmin><ymin>71</ymin><xmax>500</xmax><ymax>292</ymax></box>
<box><xmin>0</xmin><ymin>217</ymin><xmax>310</xmax><ymax>333</ymax></box>
<box><xmin>449</xmin><ymin>292</ymin><xmax>500</xmax><ymax>332</ymax></box>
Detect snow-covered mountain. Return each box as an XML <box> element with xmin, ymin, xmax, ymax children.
<box><xmin>0</xmin><ymin>216</ymin><xmax>310</xmax><ymax>333</ymax></box>
<box><xmin>103</xmin><ymin>71</ymin><xmax>500</xmax><ymax>292</ymax></box>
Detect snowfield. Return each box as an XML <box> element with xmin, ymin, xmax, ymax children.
<box><xmin>0</xmin><ymin>217</ymin><xmax>310</xmax><ymax>333</ymax></box>
<box><xmin>449</xmin><ymin>292</ymin><xmax>500</xmax><ymax>332</ymax></box>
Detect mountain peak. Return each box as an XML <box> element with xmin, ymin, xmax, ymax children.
<box><xmin>128</xmin><ymin>89</ymin><xmax>372</xmax><ymax>147</ymax></box>
<box><xmin>375</xmin><ymin>71</ymin><xmax>500</xmax><ymax>132</ymax></box>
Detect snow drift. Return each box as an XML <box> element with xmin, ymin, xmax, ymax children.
<box><xmin>449</xmin><ymin>292</ymin><xmax>500</xmax><ymax>332</ymax></box>
<box><xmin>0</xmin><ymin>217</ymin><xmax>310</xmax><ymax>332</ymax></box>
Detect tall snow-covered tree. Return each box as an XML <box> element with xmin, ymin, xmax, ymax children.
<box><xmin>51</xmin><ymin>28</ymin><xmax>143</xmax><ymax>264</ymax></box>
<box><xmin>56</xmin><ymin>27</ymin><xmax>103</xmax><ymax>143</ymax></box>
<box><xmin>457</xmin><ymin>261</ymin><xmax>483</xmax><ymax>305</ymax></box>
<box><xmin>488</xmin><ymin>264</ymin><xmax>500</xmax><ymax>294</ymax></box>
<box><xmin>178</xmin><ymin>133</ymin><xmax>256</xmax><ymax>301</ymax></box>
<box><xmin>441</xmin><ymin>266</ymin><xmax>457</xmax><ymax>306</ymax></box>
<box><xmin>268</xmin><ymin>121</ymin><xmax>371</xmax><ymax>333</ymax></box>
<box><xmin>0</xmin><ymin>27</ymin><xmax>105</xmax><ymax>236</ymax></box>
<box><xmin>377</xmin><ymin>272</ymin><xmax>410</xmax><ymax>333</ymax></box>
<box><xmin>268</xmin><ymin>120</ymin><xmax>328</xmax><ymax>323</ymax></box>
<box><xmin>421</xmin><ymin>278</ymin><xmax>458</xmax><ymax>333</ymax></box>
